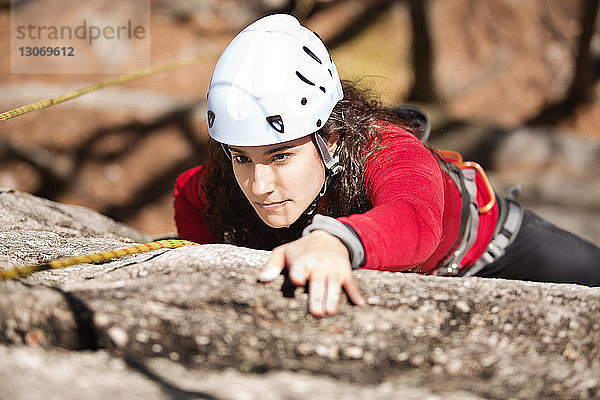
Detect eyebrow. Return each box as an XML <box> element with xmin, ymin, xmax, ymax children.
<box><xmin>228</xmin><ymin>144</ymin><xmax>296</xmax><ymax>156</ymax></box>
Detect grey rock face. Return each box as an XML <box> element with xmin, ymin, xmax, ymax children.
<box><xmin>1</xmin><ymin>189</ymin><xmax>599</xmax><ymax>399</ymax></box>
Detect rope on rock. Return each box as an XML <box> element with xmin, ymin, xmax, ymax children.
<box><xmin>0</xmin><ymin>239</ymin><xmax>198</xmax><ymax>281</ymax></box>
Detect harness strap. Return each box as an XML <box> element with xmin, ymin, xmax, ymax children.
<box><xmin>461</xmin><ymin>197</ymin><xmax>523</xmax><ymax>277</ymax></box>
<box><xmin>447</xmin><ymin>168</ymin><xmax>480</xmax><ymax>272</ymax></box>
<box><xmin>432</xmin><ymin>160</ymin><xmax>480</xmax><ymax>276</ymax></box>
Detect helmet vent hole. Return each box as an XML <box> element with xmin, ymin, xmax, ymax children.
<box><xmin>328</xmin><ymin>69</ymin><xmax>332</xmax><ymax>77</ymax></box>
<box><xmin>303</xmin><ymin>46</ymin><xmax>322</xmax><ymax>64</ymax></box>
<box><xmin>319</xmin><ymin>86</ymin><xmax>326</xmax><ymax>93</ymax></box>
<box><xmin>316</xmin><ymin>119</ymin><xmax>322</xmax><ymax>127</ymax></box>
<box><xmin>207</xmin><ymin>111</ymin><xmax>215</xmax><ymax>128</ymax></box>
<box><xmin>266</xmin><ymin>115</ymin><xmax>285</xmax><ymax>133</ymax></box>
<box><xmin>296</xmin><ymin>71</ymin><xmax>315</xmax><ymax>86</ymax></box>
<box><xmin>301</xmin><ymin>97</ymin><xmax>307</xmax><ymax>105</ymax></box>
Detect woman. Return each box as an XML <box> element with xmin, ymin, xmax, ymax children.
<box><xmin>174</xmin><ymin>14</ymin><xmax>600</xmax><ymax>316</ymax></box>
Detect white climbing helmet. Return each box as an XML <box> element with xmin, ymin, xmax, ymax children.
<box><xmin>206</xmin><ymin>13</ymin><xmax>344</xmax><ymax>146</ymax></box>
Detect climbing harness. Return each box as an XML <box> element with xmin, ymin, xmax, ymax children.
<box><xmin>428</xmin><ymin>150</ymin><xmax>497</xmax><ymax>276</ymax></box>
<box><xmin>0</xmin><ymin>239</ymin><xmax>198</xmax><ymax>281</ymax></box>
<box><xmin>461</xmin><ymin>194</ymin><xmax>523</xmax><ymax>277</ymax></box>
<box><xmin>398</xmin><ymin>105</ymin><xmax>499</xmax><ymax>276</ymax></box>
<box><xmin>437</xmin><ymin>150</ymin><xmax>496</xmax><ymax>214</ymax></box>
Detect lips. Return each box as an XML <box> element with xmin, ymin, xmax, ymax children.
<box><xmin>256</xmin><ymin>200</ymin><xmax>288</xmax><ymax>210</ymax></box>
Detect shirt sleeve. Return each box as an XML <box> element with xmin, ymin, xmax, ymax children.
<box><xmin>337</xmin><ymin>123</ymin><xmax>445</xmax><ymax>271</ymax></box>
<box><xmin>173</xmin><ymin>166</ymin><xmax>217</xmax><ymax>243</ymax></box>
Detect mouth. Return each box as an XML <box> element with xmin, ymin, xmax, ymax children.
<box><xmin>256</xmin><ymin>200</ymin><xmax>289</xmax><ymax>210</ymax></box>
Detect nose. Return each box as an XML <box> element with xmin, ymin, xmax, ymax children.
<box><xmin>251</xmin><ymin>163</ymin><xmax>276</xmax><ymax>196</ymax></box>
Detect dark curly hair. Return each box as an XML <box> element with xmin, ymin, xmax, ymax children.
<box><xmin>200</xmin><ymin>80</ymin><xmax>417</xmax><ymax>249</ymax></box>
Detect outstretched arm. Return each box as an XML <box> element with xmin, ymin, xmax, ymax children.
<box><xmin>339</xmin><ymin>123</ymin><xmax>445</xmax><ymax>270</ymax></box>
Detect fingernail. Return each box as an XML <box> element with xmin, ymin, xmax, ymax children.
<box><xmin>258</xmin><ymin>266</ymin><xmax>280</xmax><ymax>281</ymax></box>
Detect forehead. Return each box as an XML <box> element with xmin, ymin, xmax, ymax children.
<box><xmin>228</xmin><ymin>136</ymin><xmax>313</xmax><ymax>155</ymax></box>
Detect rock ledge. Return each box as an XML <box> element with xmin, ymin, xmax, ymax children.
<box><xmin>1</xmin><ymin>190</ymin><xmax>599</xmax><ymax>399</ymax></box>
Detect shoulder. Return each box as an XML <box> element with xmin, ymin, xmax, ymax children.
<box><xmin>174</xmin><ymin>165</ymin><xmax>209</xmax><ymax>209</ymax></box>
<box><xmin>175</xmin><ymin>165</ymin><xmax>203</xmax><ymax>190</ymax></box>
<box><xmin>366</xmin><ymin>120</ymin><xmax>431</xmax><ymax>164</ymax></box>
<box><xmin>173</xmin><ymin>165</ymin><xmax>217</xmax><ymax>243</ymax></box>
<box><xmin>363</xmin><ymin>120</ymin><xmax>424</xmax><ymax>159</ymax></box>
<box><xmin>362</xmin><ymin>120</ymin><xmax>443</xmax><ymax>195</ymax></box>
<box><xmin>373</xmin><ymin>120</ymin><xmax>420</xmax><ymax>144</ymax></box>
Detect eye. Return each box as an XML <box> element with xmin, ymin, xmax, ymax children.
<box><xmin>272</xmin><ymin>153</ymin><xmax>290</xmax><ymax>162</ymax></box>
<box><xmin>232</xmin><ymin>155</ymin><xmax>250</xmax><ymax>164</ymax></box>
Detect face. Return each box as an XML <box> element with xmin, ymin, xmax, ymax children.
<box><xmin>229</xmin><ymin>136</ymin><xmax>326</xmax><ymax>228</ymax></box>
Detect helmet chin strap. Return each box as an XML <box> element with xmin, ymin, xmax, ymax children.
<box><xmin>304</xmin><ymin>176</ymin><xmax>329</xmax><ymax>217</ymax></box>
<box><xmin>313</xmin><ymin>133</ymin><xmax>342</xmax><ymax>176</ymax></box>
<box><xmin>303</xmin><ymin>133</ymin><xmax>342</xmax><ymax>217</ymax></box>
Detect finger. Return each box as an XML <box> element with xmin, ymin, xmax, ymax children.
<box><xmin>343</xmin><ymin>276</ymin><xmax>365</xmax><ymax>306</ymax></box>
<box><xmin>289</xmin><ymin>260</ymin><xmax>307</xmax><ymax>286</ymax></box>
<box><xmin>325</xmin><ymin>279</ymin><xmax>341</xmax><ymax>315</ymax></box>
<box><xmin>258</xmin><ymin>264</ymin><xmax>283</xmax><ymax>282</ymax></box>
<box><xmin>258</xmin><ymin>247</ymin><xmax>286</xmax><ymax>282</ymax></box>
<box><xmin>308</xmin><ymin>269</ymin><xmax>326</xmax><ymax>317</ymax></box>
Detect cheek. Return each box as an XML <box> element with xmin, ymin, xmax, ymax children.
<box><xmin>290</xmin><ymin>158</ymin><xmax>325</xmax><ymax>197</ymax></box>
<box><xmin>301</xmin><ymin>167</ymin><xmax>324</xmax><ymax>189</ymax></box>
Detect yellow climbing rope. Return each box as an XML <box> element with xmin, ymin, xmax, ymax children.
<box><xmin>0</xmin><ymin>53</ymin><xmax>212</xmax><ymax>278</ymax></box>
<box><xmin>0</xmin><ymin>54</ymin><xmax>209</xmax><ymax>122</ymax></box>
<box><xmin>0</xmin><ymin>54</ymin><xmax>213</xmax><ymax>278</ymax></box>
<box><xmin>0</xmin><ymin>239</ymin><xmax>198</xmax><ymax>281</ymax></box>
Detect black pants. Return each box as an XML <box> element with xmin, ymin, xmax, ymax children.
<box><xmin>474</xmin><ymin>210</ymin><xmax>600</xmax><ymax>286</ymax></box>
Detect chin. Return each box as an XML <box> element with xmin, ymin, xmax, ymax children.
<box><xmin>256</xmin><ymin>212</ymin><xmax>300</xmax><ymax>229</ymax></box>
<box><xmin>261</xmin><ymin>217</ymin><xmax>293</xmax><ymax>229</ymax></box>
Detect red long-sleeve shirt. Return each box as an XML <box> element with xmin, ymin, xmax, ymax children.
<box><xmin>173</xmin><ymin>122</ymin><xmax>498</xmax><ymax>274</ymax></box>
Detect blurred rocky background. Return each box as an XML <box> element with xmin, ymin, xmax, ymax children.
<box><xmin>1</xmin><ymin>0</ymin><xmax>599</xmax><ymax>243</ymax></box>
